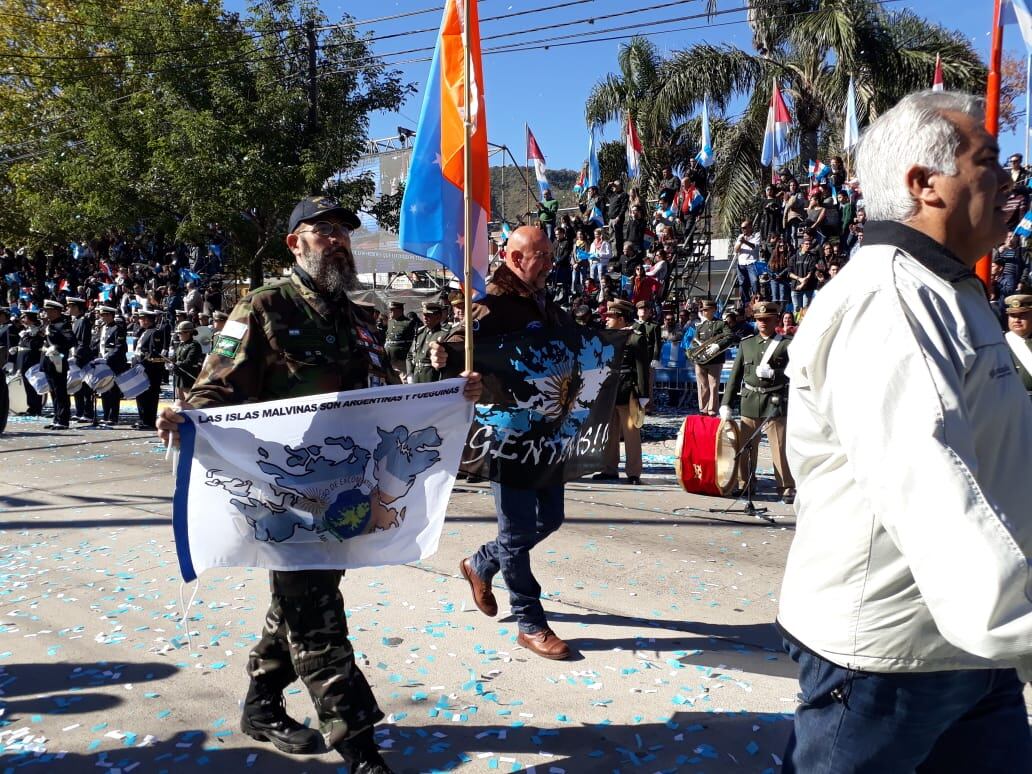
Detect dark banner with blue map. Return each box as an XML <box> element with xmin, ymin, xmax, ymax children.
<box><xmin>462</xmin><ymin>327</ymin><xmax>628</xmax><ymax>487</ymax></box>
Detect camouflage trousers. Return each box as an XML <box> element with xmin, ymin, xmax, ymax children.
<box><xmin>247</xmin><ymin>569</ymin><xmax>383</xmax><ymax>747</ymax></box>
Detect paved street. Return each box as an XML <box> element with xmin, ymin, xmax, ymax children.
<box><xmin>1</xmin><ymin>402</ymin><xmax>1019</xmax><ymax>773</ymax></box>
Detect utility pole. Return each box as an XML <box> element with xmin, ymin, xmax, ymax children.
<box><xmin>305</xmin><ymin>20</ymin><xmax>319</xmax><ymax>137</ymax></box>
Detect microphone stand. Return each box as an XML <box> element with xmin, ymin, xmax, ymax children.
<box><xmin>710</xmin><ymin>411</ymin><xmax>777</xmax><ymax>524</ymax></box>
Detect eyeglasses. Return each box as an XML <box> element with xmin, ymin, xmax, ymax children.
<box><xmin>295</xmin><ymin>221</ymin><xmax>353</xmax><ymax>238</ymax></box>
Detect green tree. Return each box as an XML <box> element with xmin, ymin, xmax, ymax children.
<box><xmin>584</xmin><ymin>37</ymin><xmax>671</xmax><ymax>194</ymax></box>
<box><xmin>651</xmin><ymin>0</ymin><xmax>984</xmax><ymax>235</ymax></box>
<box><xmin>0</xmin><ymin>0</ymin><xmax>409</xmax><ymax>286</ymax></box>
<box><xmin>597</xmin><ymin>141</ymin><xmax>627</xmax><ymax>190</ymax></box>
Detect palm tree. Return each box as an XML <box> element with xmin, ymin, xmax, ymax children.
<box><xmin>648</xmin><ymin>0</ymin><xmax>985</xmax><ymax>235</ymax></box>
<box><xmin>584</xmin><ymin>37</ymin><xmax>671</xmax><ymax>191</ymax></box>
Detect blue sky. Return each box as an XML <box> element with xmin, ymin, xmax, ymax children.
<box><xmin>227</xmin><ymin>0</ymin><xmax>1025</xmax><ymax>169</ymax></box>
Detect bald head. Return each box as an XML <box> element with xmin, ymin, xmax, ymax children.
<box><xmin>505</xmin><ymin>226</ymin><xmax>554</xmax><ymax>290</ymax></box>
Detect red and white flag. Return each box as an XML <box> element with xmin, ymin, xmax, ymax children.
<box><xmin>932</xmin><ymin>54</ymin><xmax>944</xmax><ymax>92</ymax></box>
<box><xmin>625</xmin><ymin>113</ymin><xmax>643</xmax><ymax>179</ymax></box>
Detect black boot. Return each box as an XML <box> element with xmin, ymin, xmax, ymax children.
<box><xmin>240</xmin><ymin>682</ymin><xmax>323</xmax><ymax>755</ymax></box>
<box><xmin>335</xmin><ymin>728</ymin><xmax>394</xmax><ymax>773</ymax></box>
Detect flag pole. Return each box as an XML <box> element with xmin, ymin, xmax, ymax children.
<box><xmin>462</xmin><ymin>0</ymin><xmax>474</xmax><ymax>373</ymax></box>
<box><xmin>1025</xmin><ymin>53</ymin><xmax>1031</xmax><ymax>164</ymax></box>
<box><xmin>979</xmin><ymin>0</ymin><xmax>1005</xmax><ymax>289</ymax></box>
<box><xmin>524</xmin><ymin>122</ymin><xmax>531</xmax><ymax>222</ymax></box>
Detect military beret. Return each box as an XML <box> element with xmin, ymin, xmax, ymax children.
<box><xmin>605</xmin><ymin>299</ymin><xmax>635</xmax><ymax>319</ymax></box>
<box><xmin>43</xmin><ymin>299</ymin><xmax>64</xmax><ymax>311</ymax></box>
<box><xmin>1005</xmin><ymin>294</ymin><xmax>1032</xmax><ymax>315</ymax></box>
<box><xmin>751</xmin><ymin>301</ymin><xmax>781</xmax><ymax>319</ymax></box>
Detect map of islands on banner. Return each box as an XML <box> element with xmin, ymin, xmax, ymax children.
<box><xmin>172</xmin><ymin>380</ymin><xmax>474</xmax><ymax>582</ymax></box>
<box><xmin>464</xmin><ymin>326</ymin><xmax>628</xmax><ymax>487</ymax></box>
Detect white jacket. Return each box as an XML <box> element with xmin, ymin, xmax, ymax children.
<box><xmin>779</xmin><ymin>221</ymin><xmax>1032</xmax><ymax>675</ymax></box>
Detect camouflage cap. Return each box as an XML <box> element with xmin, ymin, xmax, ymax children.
<box><xmin>288</xmin><ymin>195</ymin><xmax>361</xmax><ymax>232</ymax></box>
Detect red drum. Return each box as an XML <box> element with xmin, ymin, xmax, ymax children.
<box><xmin>674</xmin><ymin>415</ymin><xmax>740</xmax><ymax>496</ymax></box>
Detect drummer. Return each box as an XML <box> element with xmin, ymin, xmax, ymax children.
<box><xmin>16</xmin><ymin>309</ymin><xmax>44</xmax><ymax>417</ymax></box>
<box><xmin>66</xmin><ymin>297</ymin><xmax>97</xmax><ymax>425</ymax></box>
<box><xmin>690</xmin><ymin>300</ymin><xmax>731</xmax><ymax>416</ymax></box>
<box><xmin>93</xmin><ymin>305</ymin><xmax>128</xmax><ymax>427</ymax></box>
<box><xmin>41</xmin><ymin>299</ymin><xmax>76</xmax><ymax>430</ymax></box>
<box><xmin>719</xmin><ymin>301</ymin><xmax>795</xmax><ymax>504</ymax></box>
<box><xmin>132</xmin><ymin>309</ymin><xmax>165</xmax><ymax>431</ymax></box>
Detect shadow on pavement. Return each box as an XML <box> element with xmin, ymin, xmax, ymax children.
<box><xmin>2</xmin><ymin>714</ymin><xmax>794</xmax><ymax>773</ymax></box>
<box><xmin>0</xmin><ymin>661</ymin><xmax>179</xmax><ymax>698</ymax></box>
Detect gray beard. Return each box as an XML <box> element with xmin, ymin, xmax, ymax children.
<box><xmin>297</xmin><ymin>244</ymin><xmax>358</xmax><ymax>296</ymax></box>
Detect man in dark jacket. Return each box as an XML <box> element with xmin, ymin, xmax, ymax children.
<box><xmin>132</xmin><ymin>310</ymin><xmax>166</xmax><ymax>430</ymax></box>
<box><xmin>595</xmin><ymin>299</ymin><xmax>649</xmax><ymax>484</ymax></box>
<box><xmin>431</xmin><ymin>226</ymin><xmax>574</xmax><ymax>661</ymax></box>
<box><xmin>16</xmin><ymin>309</ymin><xmax>44</xmax><ymax>416</ymax></box>
<box><xmin>66</xmin><ymin>297</ymin><xmax>96</xmax><ymax>424</ymax></box>
<box><xmin>94</xmin><ymin>305</ymin><xmax>127</xmax><ymax>425</ymax></box>
<box><xmin>41</xmin><ymin>299</ymin><xmax>76</xmax><ymax>429</ymax></box>
<box><xmin>606</xmin><ymin>180</ymin><xmax>630</xmax><ymax>255</ymax></box>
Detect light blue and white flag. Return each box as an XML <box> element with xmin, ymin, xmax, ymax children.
<box><xmin>1016</xmin><ymin>212</ymin><xmax>1032</xmax><ymax>237</ymax></box>
<box><xmin>586</xmin><ymin>123</ymin><xmax>601</xmax><ymax>189</ymax></box>
<box><xmin>843</xmin><ymin>76</ymin><xmax>860</xmax><ymax>150</ymax></box>
<box><xmin>1004</xmin><ymin>0</ymin><xmax>1032</xmax><ymax>51</ymax></box>
<box><xmin>695</xmin><ymin>96</ymin><xmax>715</xmax><ymax>167</ymax></box>
<box><xmin>172</xmin><ymin>380</ymin><xmax>473</xmax><ymax>582</ymax></box>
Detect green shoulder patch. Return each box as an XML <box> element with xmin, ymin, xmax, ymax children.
<box><xmin>213</xmin><ymin>334</ymin><xmax>241</xmax><ymax>358</ymax></box>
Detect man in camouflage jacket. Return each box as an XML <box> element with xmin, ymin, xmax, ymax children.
<box><xmin>158</xmin><ymin>195</ymin><xmax>481</xmax><ymax>773</ymax></box>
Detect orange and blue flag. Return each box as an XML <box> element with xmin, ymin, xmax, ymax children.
<box><xmin>400</xmin><ymin>0</ymin><xmax>491</xmax><ymax>295</ymax></box>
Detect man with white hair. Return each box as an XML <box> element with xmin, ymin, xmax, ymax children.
<box><xmin>778</xmin><ymin>91</ymin><xmax>1032</xmax><ymax>770</ymax></box>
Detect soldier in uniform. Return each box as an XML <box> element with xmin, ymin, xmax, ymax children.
<box><xmin>16</xmin><ymin>309</ymin><xmax>44</xmax><ymax>416</ymax></box>
<box><xmin>66</xmin><ymin>297</ymin><xmax>97</xmax><ymax>424</ymax></box>
<box><xmin>211</xmin><ymin>309</ymin><xmax>228</xmax><ymax>335</ymax></box>
<box><xmin>596</xmin><ymin>299</ymin><xmax>651</xmax><ymax>485</ymax></box>
<box><xmin>406</xmin><ymin>301</ymin><xmax>447</xmax><ymax>384</ymax></box>
<box><xmin>172</xmin><ymin>320</ymin><xmax>205</xmax><ymax>400</ymax></box>
<box><xmin>94</xmin><ymin>305</ymin><xmax>128</xmax><ymax>426</ymax></box>
<box><xmin>633</xmin><ymin>301</ymin><xmax>661</xmax><ymax>407</ymax></box>
<box><xmin>156</xmin><ymin>194</ymin><xmax>481</xmax><ymax>771</ymax></box>
<box><xmin>383</xmin><ymin>301</ymin><xmax>417</xmax><ymax>375</ymax></box>
<box><xmin>0</xmin><ymin>308</ymin><xmax>10</xmax><ymax>434</ymax></box>
<box><xmin>719</xmin><ymin>301</ymin><xmax>795</xmax><ymax>503</ymax></box>
<box><xmin>1003</xmin><ymin>294</ymin><xmax>1032</xmax><ymax>398</ymax></box>
<box><xmin>132</xmin><ymin>310</ymin><xmax>166</xmax><ymax>430</ymax></box>
<box><xmin>689</xmin><ymin>300</ymin><xmax>731</xmax><ymax>416</ymax></box>
<box><xmin>41</xmin><ymin>299</ymin><xmax>76</xmax><ymax>430</ymax></box>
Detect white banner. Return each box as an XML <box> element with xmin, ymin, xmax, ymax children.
<box><xmin>172</xmin><ymin>379</ymin><xmax>473</xmax><ymax>582</ymax></box>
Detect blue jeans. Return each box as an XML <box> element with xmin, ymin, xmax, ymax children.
<box><xmin>783</xmin><ymin>640</ymin><xmax>1032</xmax><ymax>773</ymax></box>
<box><xmin>791</xmin><ymin>288</ymin><xmax>814</xmax><ymax>311</ymax></box>
<box><xmin>737</xmin><ymin>262</ymin><xmax>759</xmax><ymax>304</ymax></box>
<box><xmin>471</xmin><ymin>483</ymin><xmax>565</xmax><ymax>634</ymax></box>
<box><xmin>771</xmin><ymin>278</ymin><xmax>791</xmax><ymax>307</ymax></box>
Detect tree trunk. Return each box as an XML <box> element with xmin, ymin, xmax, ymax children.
<box><xmin>799</xmin><ymin>127</ymin><xmax>820</xmax><ymax>174</ymax></box>
<box><xmin>249</xmin><ymin>236</ymin><xmax>269</xmax><ymax>291</ymax></box>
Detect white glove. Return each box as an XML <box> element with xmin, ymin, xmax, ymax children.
<box><xmin>755</xmin><ymin>364</ymin><xmax>775</xmax><ymax>380</ymax></box>
<box><xmin>718</xmin><ymin>405</ymin><xmax>732</xmax><ymax>421</ymax></box>
<box><xmin>639</xmin><ymin>396</ymin><xmax>650</xmax><ymax>408</ymax></box>
<box><xmin>649</xmin><ymin>359</ymin><xmax>661</xmax><ymax>369</ymax></box>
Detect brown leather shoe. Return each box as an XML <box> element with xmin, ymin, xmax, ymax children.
<box><xmin>517</xmin><ymin>628</ymin><xmax>571</xmax><ymax>660</ymax></box>
<box><xmin>459</xmin><ymin>557</ymin><xmax>497</xmax><ymax>617</ymax></box>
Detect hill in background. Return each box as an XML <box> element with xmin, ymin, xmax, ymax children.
<box><xmin>489</xmin><ymin>166</ymin><xmax>580</xmax><ymax>223</ymax></box>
